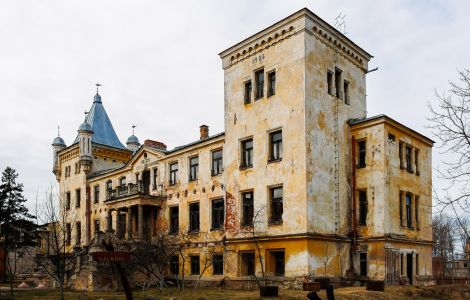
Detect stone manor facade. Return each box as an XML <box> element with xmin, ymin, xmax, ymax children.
<box><xmin>51</xmin><ymin>8</ymin><xmax>434</xmax><ymax>288</ymax></box>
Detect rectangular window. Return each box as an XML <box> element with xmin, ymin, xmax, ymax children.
<box><xmin>189</xmin><ymin>156</ymin><xmax>199</xmax><ymax>181</ymax></box>
<box><xmin>267</xmin><ymin>71</ymin><xmax>276</xmax><ymax>97</ymax></box>
<box><xmin>66</xmin><ymin>192</ymin><xmax>71</xmax><ymax>210</ymax></box>
<box><xmin>94</xmin><ymin>185</ymin><xmax>99</xmax><ymax>204</ymax></box>
<box><xmin>169</xmin><ymin>206</ymin><xmax>179</xmax><ymax>234</ymax></box>
<box><xmin>416</xmin><ymin>254</ymin><xmax>419</xmax><ymax>275</ymax></box>
<box><xmin>415</xmin><ymin>149</ymin><xmax>420</xmax><ymax>175</ymax></box>
<box><xmin>360</xmin><ymin>252</ymin><xmax>368</xmax><ymax>276</ymax></box>
<box><xmin>169</xmin><ymin>162</ymin><xmax>178</xmax><ymax>186</ymax></box>
<box><xmin>119</xmin><ymin>177</ymin><xmax>126</xmax><ymax>187</ymax></box>
<box><xmin>335</xmin><ymin>68</ymin><xmax>342</xmax><ymax>98</ymax></box>
<box><xmin>399</xmin><ymin>192</ymin><xmax>404</xmax><ymax>227</ymax></box>
<box><xmin>244</xmin><ymin>81</ymin><xmax>252</xmax><ymax>104</ymax></box>
<box><xmin>240</xmin><ymin>252</ymin><xmax>255</xmax><ymax>276</ymax></box>
<box><xmin>327</xmin><ymin>71</ymin><xmax>333</xmax><ymax>95</ymax></box>
<box><xmin>269</xmin><ymin>130</ymin><xmax>282</xmax><ymax>161</ymax></box>
<box><xmin>66</xmin><ymin>223</ymin><xmax>71</xmax><ymax>246</ymax></box>
<box><xmin>406</xmin><ymin>145</ymin><xmax>413</xmax><ymax>173</ymax></box>
<box><xmin>406</xmin><ymin>193</ymin><xmax>412</xmax><ymax>228</ymax></box>
<box><xmin>170</xmin><ymin>255</ymin><xmax>179</xmax><ymax>275</ymax></box>
<box><xmin>358</xmin><ymin>190</ymin><xmax>368</xmax><ymax>226</ymax></box>
<box><xmin>106</xmin><ymin>180</ymin><xmax>112</xmax><ymax>191</ymax></box>
<box><xmin>212</xmin><ymin>254</ymin><xmax>224</xmax><ymax>275</ymax></box>
<box><xmin>399</xmin><ymin>142</ymin><xmax>404</xmax><ymax>169</ymax></box>
<box><xmin>401</xmin><ymin>253</ymin><xmax>404</xmax><ymax>275</ymax></box>
<box><xmin>190</xmin><ymin>255</ymin><xmax>200</xmax><ymax>275</ymax></box>
<box><xmin>255</xmin><ymin>69</ymin><xmax>264</xmax><ymax>99</ymax></box>
<box><xmin>270</xmin><ymin>250</ymin><xmax>285</xmax><ymax>276</ymax></box>
<box><xmin>344</xmin><ymin>80</ymin><xmax>350</xmax><ymax>105</ymax></box>
<box><xmin>270</xmin><ymin>186</ymin><xmax>283</xmax><ymax>224</ymax></box>
<box><xmin>189</xmin><ymin>202</ymin><xmax>200</xmax><ymax>233</ymax></box>
<box><xmin>415</xmin><ymin>196</ymin><xmax>419</xmax><ymax>229</ymax></box>
<box><xmin>136</xmin><ymin>173</ymin><xmax>140</xmax><ymax>184</ymax></box>
<box><xmin>241</xmin><ymin>138</ymin><xmax>253</xmax><ymax>168</ymax></box>
<box><xmin>211</xmin><ymin>198</ymin><xmax>224</xmax><ymax>230</ymax></box>
<box><xmin>211</xmin><ymin>149</ymin><xmax>223</xmax><ymax>175</ymax></box>
<box><xmin>152</xmin><ymin>168</ymin><xmax>157</xmax><ymax>189</ymax></box>
<box><xmin>76</xmin><ymin>222</ymin><xmax>81</xmax><ymax>245</ymax></box>
<box><xmin>242</xmin><ymin>191</ymin><xmax>254</xmax><ymax>226</ymax></box>
<box><xmin>94</xmin><ymin>219</ymin><xmax>100</xmax><ymax>233</ymax></box>
<box><xmin>357</xmin><ymin>140</ymin><xmax>366</xmax><ymax>168</ymax></box>
<box><xmin>75</xmin><ymin>189</ymin><xmax>81</xmax><ymax>208</ymax></box>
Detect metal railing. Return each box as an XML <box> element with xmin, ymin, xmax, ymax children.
<box><xmin>106</xmin><ymin>181</ymin><xmax>165</xmax><ymax>201</ymax></box>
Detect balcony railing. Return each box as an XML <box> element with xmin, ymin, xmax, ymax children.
<box><xmin>106</xmin><ymin>181</ymin><xmax>165</xmax><ymax>201</ymax></box>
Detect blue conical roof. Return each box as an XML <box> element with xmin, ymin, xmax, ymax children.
<box><xmin>74</xmin><ymin>93</ymin><xmax>126</xmax><ymax>149</ymax></box>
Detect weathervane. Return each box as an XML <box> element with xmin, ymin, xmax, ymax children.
<box><xmin>334</xmin><ymin>12</ymin><xmax>347</xmax><ymax>35</ymax></box>
<box><xmin>57</xmin><ymin>126</ymin><xmax>61</xmax><ymax>137</ymax></box>
<box><xmin>96</xmin><ymin>82</ymin><xmax>102</xmax><ymax>93</ymax></box>
<box><xmin>84</xmin><ymin>110</ymin><xmax>89</xmax><ymax>121</ymax></box>
<box><xmin>132</xmin><ymin>124</ymin><xmax>136</xmax><ymax>135</ymax></box>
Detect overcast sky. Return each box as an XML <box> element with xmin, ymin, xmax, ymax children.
<box><xmin>1</xmin><ymin>1</ymin><xmax>469</xmax><ymax>211</ymax></box>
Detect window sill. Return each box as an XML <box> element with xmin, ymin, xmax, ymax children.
<box><xmin>189</xmin><ymin>178</ymin><xmax>198</xmax><ymax>182</ymax></box>
<box><xmin>188</xmin><ymin>231</ymin><xmax>199</xmax><ymax>235</ymax></box>
<box><xmin>356</xmin><ymin>165</ymin><xmax>366</xmax><ymax>169</ymax></box>
<box><xmin>211</xmin><ymin>172</ymin><xmax>222</xmax><ymax>177</ymax></box>
<box><xmin>241</xmin><ymin>224</ymin><xmax>254</xmax><ymax>229</ymax></box>
<box><xmin>267</xmin><ymin>92</ymin><xmax>275</xmax><ymax>98</ymax></box>
<box><xmin>268</xmin><ymin>220</ymin><xmax>283</xmax><ymax>226</ymax></box>
<box><xmin>244</xmin><ymin>100</ymin><xmax>252</xmax><ymax>105</ymax></box>
<box><xmin>268</xmin><ymin>158</ymin><xmax>282</xmax><ymax>164</ymax></box>
<box><xmin>210</xmin><ymin>228</ymin><xmax>225</xmax><ymax>232</ymax></box>
<box><xmin>357</xmin><ymin>224</ymin><xmax>367</xmax><ymax>227</ymax></box>
<box><xmin>239</xmin><ymin>165</ymin><xmax>253</xmax><ymax>171</ymax></box>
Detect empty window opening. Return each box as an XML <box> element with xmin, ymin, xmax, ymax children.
<box><xmin>169</xmin><ymin>206</ymin><xmax>179</xmax><ymax>234</ymax></box>
<box><xmin>406</xmin><ymin>145</ymin><xmax>412</xmax><ymax>173</ymax></box>
<box><xmin>270</xmin><ymin>186</ymin><xmax>283</xmax><ymax>224</ymax></box>
<box><xmin>75</xmin><ymin>189</ymin><xmax>81</xmax><ymax>208</ymax></box>
<box><xmin>244</xmin><ymin>81</ymin><xmax>252</xmax><ymax>104</ymax></box>
<box><xmin>267</xmin><ymin>71</ymin><xmax>276</xmax><ymax>97</ymax></box>
<box><xmin>190</xmin><ymin>255</ymin><xmax>200</xmax><ymax>275</ymax></box>
<box><xmin>358</xmin><ymin>190</ymin><xmax>368</xmax><ymax>226</ymax></box>
<box><xmin>399</xmin><ymin>192</ymin><xmax>404</xmax><ymax>227</ymax></box>
<box><xmin>212</xmin><ymin>254</ymin><xmax>224</xmax><ymax>275</ymax></box>
<box><xmin>415</xmin><ymin>149</ymin><xmax>420</xmax><ymax>175</ymax></box>
<box><xmin>211</xmin><ymin>198</ymin><xmax>224</xmax><ymax>230</ymax></box>
<box><xmin>357</xmin><ymin>140</ymin><xmax>366</xmax><ymax>168</ymax></box>
<box><xmin>66</xmin><ymin>192</ymin><xmax>71</xmax><ymax>210</ymax></box>
<box><xmin>94</xmin><ymin>219</ymin><xmax>100</xmax><ymax>233</ymax></box>
<box><xmin>76</xmin><ymin>222</ymin><xmax>81</xmax><ymax>245</ymax></box>
<box><xmin>335</xmin><ymin>68</ymin><xmax>342</xmax><ymax>98</ymax></box>
<box><xmin>415</xmin><ymin>196</ymin><xmax>419</xmax><ymax>229</ymax></box>
<box><xmin>189</xmin><ymin>202</ymin><xmax>200</xmax><ymax>233</ymax></box>
<box><xmin>119</xmin><ymin>176</ymin><xmax>126</xmax><ymax>187</ymax></box>
<box><xmin>399</xmin><ymin>142</ymin><xmax>404</xmax><ymax>169</ymax></box>
<box><xmin>388</xmin><ymin>134</ymin><xmax>396</xmax><ymax>142</ymax></box>
<box><xmin>327</xmin><ymin>71</ymin><xmax>333</xmax><ymax>95</ymax></box>
<box><xmin>170</xmin><ymin>255</ymin><xmax>179</xmax><ymax>275</ymax></box>
<box><xmin>344</xmin><ymin>80</ymin><xmax>350</xmax><ymax>105</ymax></box>
<box><xmin>152</xmin><ymin>168</ymin><xmax>157</xmax><ymax>189</ymax></box>
<box><xmin>255</xmin><ymin>69</ymin><xmax>264</xmax><ymax>99</ymax></box>
<box><xmin>94</xmin><ymin>185</ymin><xmax>99</xmax><ymax>204</ymax></box>
<box><xmin>360</xmin><ymin>252</ymin><xmax>368</xmax><ymax>276</ymax></box>
<box><xmin>240</xmin><ymin>252</ymin><xmax>255</xmax><ymax>276</ymax></box>
<box><xmin>270</xmin><ymin>250</ymin><xmax>285</xmax><ymax>276</ymax></box>
<box><xmin>242</xmin><ymin>191</ymin><xmax>254</xmax><ymax>226</ymax></box>
<box><xmin>66</xmin><ymin>223</ymin><xmax>71</xmax><ymax>246</ymax></box>
<box><xmin>269</xmin><ymin>130</ymin><xmax>282</xmax><ymax>161</ymax></box>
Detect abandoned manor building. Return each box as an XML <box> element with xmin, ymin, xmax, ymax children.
<box><xmin>50</xmin><ymin>8</ymin><xmax>434</xmax><ymax>288</ymax></box>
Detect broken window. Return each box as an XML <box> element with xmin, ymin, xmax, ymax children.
<box><xmin>360</xmin><ymin>252</ymin><xmax>367</xmax><ymax>276</ymax></box>
<box><xmin>170</xmin><ymin>255</ymin><xmax>179</xmax><ymax>275</ymax></box>
<box><xmin>75</xmin><ymin>189</ymin><xmax>81</xmax><ymax>208</ymax></box>
<box><xmin>406</xmin><ymin>145</ymin><xmax>412</xmax><ymax>173</ymax></box>
<box><xmin>399</xmin><ymin>142</ymin><xmax>404</xmax><ymax>169</ymax></box>
<box><xmin>241</xmin><ymin>138</ymin><xmax>253</xmax><ymax>168</ymax></box>
<box><xmin>344</xmin><ymin>80</ymin><xmax>350</xmax><ymax>105</ymax></box>
<box><xmin>357</xmin><ymin>140</ymin><xmax>366</xmax><ymax>168</ymax></box>
<box><xmin>94</xmin><ymin>185</ymin><xmax>99</xmax><ymax>204</ymax></box>
<box><xmin>169</xmin><ymin>206</ymin><xmax>179</xmax><ymax>234</ymax></box>
<box><xmin>240</xmin><ymin>252</ymin><xmax>255</xmax><ymax>276</ymax></box>
<box><xmin>335</xmin><ymin>68</ymin><xmax>342</xmax><ymax>99</ymax></box>
<box><xmin>255</xmin><ymin>69</ymin><xmax>264</xmax><ymax>99</ymax></box>
<box><xmin>267</xmin><ymin>71</ymin><xmax>276</xmax><ymax>97</ymax></box>
<box><xmin>212</xmin><ymin>254</ymin><xmax>224</xmax><ymax>275</ymax></box>
<box><xmin>189</xmin><ymin>156</ymin><xmax>199</xmax><ymax>181</ymax></box>
<box><xmin>189</xmin><ymin>202</ymin><xmax>200</xmax><ymax>233</ymax></box>
<box><xmin>190</xmin><ymin>255</ymin><xmax>200</xmax><ymax>275</ymax></box>
<box><xmin>242</xmin><ymin>191</ymin><xmax>254</xmax><ymax>226</ymax></box>
<box><xmin>66</xmin><ymin>223</ymin><xmax>71</xmax><ymax>246</ymax></box>
<box><xmin>327</xmin><ymin>71</ymin><xmax>333</xmax><ymax>95</ymax></box>
<box><xmin>211</xmin><ymin>198</ymin><xmax>224</xmax><ymax>230</ymax></box>
<box><xmin>269</xmin><ymin>130</ymin><xmax>282</xmax><ymax>161</ymax></box>
<box><xmin>76</xmin><ymin>222</ymin><xmax>81</xmax><ymax>245</ymax></box>
<box><xmin>211</xmin><ymin>149</ymin><xmax>223</xmax><ymax>175</ymax></box>
<box><xmin>270</xmin><ymin>186</ymin><xmax>283</xmax><ymax>224</ymax></box>
<box><xmin>406</xmin><ymin>193</ymin><xmax>412</xmax><ymax>228</ymax></box>
<box><xmin>270</xmin><ymin>250</ymin><xmax>285</xmax><ymax>276</ymax></box>
<box><xmin>358</xmin><ymin>190</ymin><xmax>368</xmax><ymax>226</ymax></box>
<box><xmin>66</xmin><ymin>192</ymin><xmax>71</xmax><ymax>210</ymax></box>
<box><xmin>169</xmin><ymin>162</ymin><xmax>178</xmax><ymax>186</ymax></box>
<box><xmin>244</xmin><ymin>80</ymin><xmax>252</xmax><ymax>104</ymax></box>
<box><xmin>415</xmin><ymin>149</ymin><xmax>420</xmax><ymax>175</ymax></box>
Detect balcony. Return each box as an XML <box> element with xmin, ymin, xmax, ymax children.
<box><xmin>105</xmin><ymin>181</ymin><xmax>166</xmax><ymax>204</ymax></box>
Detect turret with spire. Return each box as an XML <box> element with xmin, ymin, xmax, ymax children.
<box><xmin>78</xmin><ymin>111</ymin><xmax>93</xmax><ymax>173</ymax></box>
<box><xmin>126</xmin><ymin>124</ymin><xmax>140</xmax><ymax>153</ymax></box>
<box><xmin>52</xmin><ymin>126</ymin><xmax>66</xmax><ymax>179</ymax></box>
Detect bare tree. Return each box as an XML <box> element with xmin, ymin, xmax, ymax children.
<box><xmin>428</xmin><ymin>69</ymin><xmax>470</xmax><ymax>239</ymax></box>
<box><xmin>34</xmin><ymin>189</ymin><xmax>84</xmax><ymax>300</ymax></box>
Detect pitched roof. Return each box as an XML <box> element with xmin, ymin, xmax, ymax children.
<box><xmin>73</xmin><ymin>93</ymin><xmax>126</xmax><ymax>149</ymax></box>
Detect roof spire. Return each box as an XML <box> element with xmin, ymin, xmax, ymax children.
<box><xmin>84</xmin><ymin>110</ymin><xmax>88</xmax><ymax>121</ymax></box>
<box><xmin>94</xmin><ymin>83</ymin><xmax>102</xmax><ymax>103</ymax></box>
<box><xmin>96</xmin><ymin>82</ymin><xmax>102</xmax><ymax>93</ymax></box>
<box><xmin>132</xmin><ymin>124</ymin><xmax>136</xmax><ymax>135</ymax></box>
<box><xmin>57</xmin><ymin>125</ymin><xmax>60</xmax><ymax>137</ymax></box>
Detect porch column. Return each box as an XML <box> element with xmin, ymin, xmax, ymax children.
<box><xmin>106</xmin><ymin>210</ymin><xmax>113</xmax><ymax>232</ymax></box>
<box><xmin>126</xmin><ymin>206</ymin><xmax>133</xmax><ymax>240</ymax></box>
<box><xmin>138</xmin><ymin>205</ymin><xmax>143</xmax><ymax>240</ymax></box>
<box><xmin>114</xmin><ymin>209</ymin><xmax>120</xmax><ymax>236</ymax></box>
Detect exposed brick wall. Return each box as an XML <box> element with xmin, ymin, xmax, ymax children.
<box><xmin>225</xmin><ymin>191</ymin><xmax>239</xmax><ymax>233</ymax></box>
<box><xmin>144</xmin><ymin>139</ymin><xmax>167</xmax><ymax>150</ymax></box>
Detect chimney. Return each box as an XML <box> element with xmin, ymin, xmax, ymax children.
<box><xmin>200</xmin><ymin>125</ymin><xmax>209</xmax><ymax>140</ymax></box>
<box><xmin>144</xmin><ymin>139</ymin><xmax>167</xmax><ymax>151</ymax></box>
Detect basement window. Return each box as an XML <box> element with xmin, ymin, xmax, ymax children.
<box><xmin>212</xmin><ymin>254</ymin><xmax>224</xmax><ymax>275</ymax></box>
<box><xmin>189</xmin><ymin>202</ymin><xmax>200</xmax><ymax>233</ymax></box>
<box><xmin>344</xmin><ymin>80</ymin><xmax>350</xmax><ymax>105</ymax></box>
<box><xmin>335</xmin><ymin>68</ymin><xmax>342</xmax><ymax>99</ymax></box>
<box><xmin>244</xmin><ymin>80</ymin><xmax>252</xmax><ymax>104</ymax></box>
<box><xmin>358</xmin><ymin>190</ymin><xmax>368</xmax><ymax>226</ymax></box>
<box><xmin>327</xmin><ymin>71</ymin><xmax>333</xmax><ymax>95</ymax></box>
<box><xmin>170</xmin><ymin>255</ymin><xmax>179</xmax><ymax>275</ymax></box>
<box><xmin>240</xmin><ymin>252</ymin><xmax>255</xmax><ymax>276</ymax></box>
<box><xmin>357</xmin><ymin>140</ymin><xmax>366</xmax><ymax>168</ymax></box>
<box><xmin>360</xmin><ymin>252</ymin><xmax>368</xmax><ymax>276</ymax></box>
<box><xmin>190</xmin><ymin>255</ymin><xmax>200</xmax><ymax>275</ymax></box>
<box><xmin>211</xmin><ymin>198</ymin><xmax>224</xmax><ymax>230</ymax></box>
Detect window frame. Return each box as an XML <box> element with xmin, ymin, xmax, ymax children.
<box><xmin>358</xmin><ymin>190</ymin><xmax>368</xmax><ymax>226</ymax></box>
<box><xmin>212</xmin><ymin>254</ymin><xmax>224</xmax><ymax>275</ymax></box>
<box><xmin>335</xmin><ymin>68</ymin><xmax>342</xmax><ymax>99</ymax></box>
<box><xmin>211</xmin><ymin>149</ymin><xmax>223</xmax><ymax>176</ymax></box>
<box><xmin>93</xmin><ymin>185</ymin><xmax>100</xmax><ymax>204</ymax></box>
<box><xmin>190</xmin><ymin>255</ymin><xmax>200</xmax><ymax>275</ymax></box>
<box><xmin>357</xmin><ymin>140</ymin><xmax>366</xmax><ymax>168</ymax></box>
<box><xmin>241</xmin><ymin>191</ymin><xmax>254</xmax><ymax>227</ymax></box>
<box><xmin>405</xmin><ymin>145</ymin><xmax>413</xmax><ymax>173</ymax></box>
<box><xmin>406</xmin><ymin>192</ymin><xmax>412</xmax><ymax>228</ymax></box>
<box><xmin>211</xmin><ymin>198</ymin><xmax>225</xmax><ymax>231</ymax></box>
<box><xmin>267</xmin><ymin>71</ymin><xmax>276</xmax><ymax>97</ymax></box>
<box><xmin>269</xmin><ymin>129</ymin><xmax>283</xmax><ymax>162</ymax></box>
<box><xmin>240</xmin><ymin>138</ymin><xmax>254</xmax><ymax>169</ymax></box>
<box><xmin>75</xmin><ymin>189</ymin><xmax>81</xmax><ymax>208</ymax></box>
<box><xmin>169</xmin><ymin>206</ymin><xmax>179</xmax><ymax>234</ymax></box>
<box><xmin>240</xmin><ymin>251</ymin><xmax>255</xmax><ymax>276</ymax></box>
<box><xmin>189</xmin><ymin>202</ymin><xmax>200</xmax><ymax>233</ymax></box>
<box><xmin>169</xmin><ymin>162</ymin><xmax>179</xmax><ymax>186</ymax></box>
<box><xmin>269</xmin><ymin>185</ymin><xmax>283</xmax><ymax>224</ymax></box>
<box><xmin>244</xmin><ymin>80</ymin><xmax>252</xmax><ymax>104</ymax></box>
<box><xmin>254</xmin><ymin>68</ymin><xmax>264</xmax><ymax>100</ymax></box>
<box><xmin>189</xmin><ymin>156</ymin><xmax>199</xmax><ymax>182</ymax></box>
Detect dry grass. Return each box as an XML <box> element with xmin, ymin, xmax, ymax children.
<box><xmin>0</xmin><ymin>285</ymin><xmax>469</xmax><ymax>300</ymax></box>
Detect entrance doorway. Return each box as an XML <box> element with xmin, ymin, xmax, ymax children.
<box><xmin>406</xmin><ymin>253</ymin><xmax>413</xmax><ymax>284</ymax></box>
<box><xmin>143</xmin><ymin>170</ymin><xmax>150</xmax><ymax>194</ymax></box>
